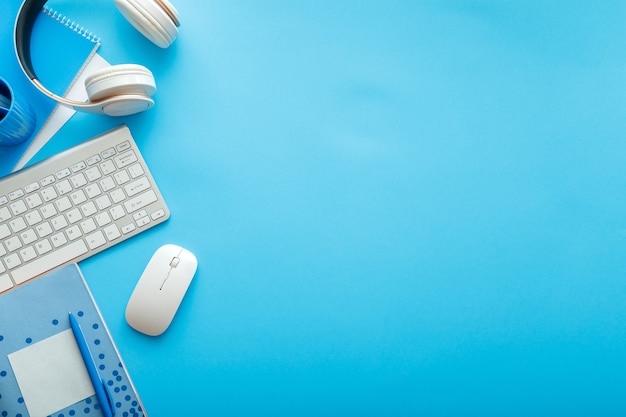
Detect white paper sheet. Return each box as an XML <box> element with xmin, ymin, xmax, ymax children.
<box><xmin>8</xmin><ymin>329</ymin><xmax>95</xmax><ymax>417</ymax></box>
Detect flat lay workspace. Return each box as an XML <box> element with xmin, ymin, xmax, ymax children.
<box><xmin>2</xmin><ymin>0</ymin><xmax>626</xmax><ymax>415</ymax></box>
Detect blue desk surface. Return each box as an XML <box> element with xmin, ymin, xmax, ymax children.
<box><xmin>11</xmin><ymin>0</ymin><xmax>626</xmax><ymax>415</ymax></box>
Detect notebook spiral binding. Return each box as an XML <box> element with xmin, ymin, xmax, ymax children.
<box><xmin>41</xmin><ymin>6</ymin><xmax>101</xmax><ymax>43</ymax></box>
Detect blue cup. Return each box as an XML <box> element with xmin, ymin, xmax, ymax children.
<box><xmin>0</xmin><ymin>77</ymin><xmax>36</xmax><ymax>146</ymax></box>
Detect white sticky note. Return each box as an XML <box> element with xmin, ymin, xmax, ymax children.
<box><xmin>8</xmin><ymin>329</ymin><xmax>95</xmax><ymax>417</ymax></box>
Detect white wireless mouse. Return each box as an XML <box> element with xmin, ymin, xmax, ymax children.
<box><xmin>126</xmin><ymin>244</ymin><xmax>197</xmax><ymax>336</ymax></box>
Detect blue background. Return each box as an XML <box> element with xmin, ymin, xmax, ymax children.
<box><xmin>13</xmin><ymin>0</ymin><xmax>626</xmax><ymax>415</ymax></box>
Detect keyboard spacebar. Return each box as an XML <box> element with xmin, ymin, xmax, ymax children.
<box><xmin>12</xmin><ymin>240</ymin><xmax>89</xmax><ymax>285</ymax></box>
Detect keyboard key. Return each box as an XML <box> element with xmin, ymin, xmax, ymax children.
<box><xmin>19</xmin><ymin>246</ymin><xmax>37</xmax><ymax>263</ymax></box>
<box><xmin>41</xmin><ymin>187</ymin><xmax>58</xmax><ymax>202</ymax></box>
<box><xmin>25</xmin><ymin>193</ymin><xmax>43</xmax><ymax>209</ymax></box>
<box><xmin>24</xmin><ymin>182</ymin><xmax>40</xmax><ymax>193</ymax></box>
<box><xmin>116</xmin><ymin>140</ymin><xmax>131</xmax><ymax>152</ymax></box>
<box><xmin>10</xmin><ymin>200</ymin><xmax>27</xmax><ymax>216</ymax></box>
<box><xmin>70</xmin><ymin>173</ymin><xmax>88</xmax><ymax>188</ymax></box>
<box><xmin>4</xmin><ymin>253</ymin><xmax>21</xmax><ymax>269</ymax></box>
<box><xmin>110</xmin><ymin>205</ymin><xmax>125</xmax><ymax>220</ymax></box>
<box><xmin>56</xmin><ymin>179</ymin><xmax>73</xmax><ymax>195</ymax></box>
<box><xmin>5</xmin><ymin>236</ymin><xmax>22</xmax><ymax>252</ymax></box>
<box><xmin>50</xmin><ymin>233</ymin><xmax>68</xmax><ymax>248</ymax></box>
<box><xmin>9</xmin><ymin>189</ymin><xmax>24</xmax><ymax>200</ymax></box>
<box><xmin>56</xmin><ymin>168</ymin><xmax>71</xmax><ymax>179</ymax></box>
<box><xmin>70</xmin><ymin>189</ymin><xmax>87</xmax><ymax>205</ymax></box>
<box><xmin>101</xmin><ymin>160</ymin><xmax>116</xmax><ymax>175</ymax></box>
<box><xmin>0</xmin><ymin>274</ymin><xmax>14</xmax><ymax>294</ymax></box>
<box><xmin>35</xmin><ymin>222</ymin><xmax>53</xmax><ymax>238</ymax></box>
<box><xmin>121</xmin><ymin>223</ymin><xmax>136</xmax><ymax>234</ymax></box>
<box><xmin>55</xmin><ymin>196</ymin><xmax>72</xmax><ymax>212</ymax></box>
<box><xmin>66</xmin><ymin>208</ymin><xmax>83</xmax><ymax>224</ymax></box>
<box><xmin>0</xmin><ymin>224</ymin><xmax>10</xmax><ymax>240</ymax></box>
<box><xmin>86</xmin><ymin>231</ymin><xmax>106</xmax><ymax>249</ymax></box>
<box><xmin>133</xmin><ymin>210</ymin><xmax>148</xmax><ymax>221</ymax></box>
<box><xmin>85</xmin><ymin>183</ymin><xmax>102</xmax><ymax>198</ymax></box>
<box><xmin>86</xmin><ymin>166</ymin><xmax>102</xmax><ymax>181</ymax></box>
<box><xmin>66</xmin><ymin>225</ymin><xmax>83</xmax><ymax>241</ymax></box>
<box><xmin>124</xmin><ymin>190</ymin><xmax>157</xmax><ymax>213</ymax></box>
<box><xmin>40</xmin><ymin>203</ymin><xmax>57</xmax><ymax>219</ymax></box>
<box><xmin>11</xmin><ymin>240</ymin><xmax>88</xmax><ymax>285</ymax></box>
<box><xmin>136</xmin><ymin>216</ymin><xmax>150</xmax><ymax>228</ymax></box>
<box><xmin>9</xmin><ymin>218</ymin><xmax>27</xmax><ymax>234</ymax></box>
<box><xmin>35</xmin><ymin>239</ymin><xmax>52</xmax><ymax>255</ymax></box>
<box><xmin>25</xmin><ymin>211</ymin><xmax>42</xmax><ymax>226</ymax></box>
<box><xmin>95</xmin><ymin>212</ymin><xmax>112</xmax><ymax>227</ymax></box>
<box><xmin>114</xmin><ymin>150</ymin><xmax>138</xmax><ymax>168</ymax></box>
<box><xmin>110</xmin><ymin>189</ymin><xmax>126</xmax><ymax>204</ymax></box>
<box><xmin>104</xmin><ymin>224</ymin><xmax>121</xmax><ymax>241</ymax></box>
<box><xmin>100</xmin><ymin>176</ymin><xmax>115</xmax><ymax>192</ymax></box>
<box><xmin>86</xmin><ymin>154</ymin><xmax>102</xmax><ymax>165</ymax></box>
<box><xmin>125</xmin><ymin>176</ymin><xmax>150</xmax><ymax>197</ymax></box>
<box><xmin>20</xmin><ymin>229</ymin><xmax>37</xmax><ymax>245</ymax></box>
<box><xmin>80</xmin><ymin>218</ymin><xmax>97</xmax><ymax>234</ymax></box>
<box><xmin>114</xmin><ymin>170</ymin><xmax>130</xmax><ymax>185</ymax></box>
<box><xmin>71</xmin><ymin>161</ymin><xmax>87</xmax><ymax>172</ymax></box>
<box><xmin>95</xmin><ymin>195</ymin><xmax>112</xmax><ymax>210</ymax></box>
<box><xmin>0</xmin><ymin>206</ymin><xmax>11</xmax><ymax>222</ymax></box>
<box><xmin>81</xmin><ymin>201</ymin><xmax>97</xmax><ymax>217</ymax></box>
<box><xmin>101</xmin><ymin>147</ymin><xmax>116</xmax><ymax>159</ymax></box>
<box><xmin>128</xmin><ymin>163</ymin><xmax>144</xmax><ymax>178</ymax></box>
<box><xmin>51</xmin><ymin>215</ymin><xmax>69</xmax><ymax>231</ymax></box>
<box><xmin>151</xmin><ymin>209</ymin><xmax>166</xmax><ymax>221</ymax></box>
<box><xmin>40</xmin><ymin>175</ymin><xmax>55</xmax><ymax>186</ymax></box>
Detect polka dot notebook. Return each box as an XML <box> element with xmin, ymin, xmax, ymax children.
<box><xmin>0</xmin><ymin>264</ymin><xmax>146</xmax><ymax>417</ymax></box>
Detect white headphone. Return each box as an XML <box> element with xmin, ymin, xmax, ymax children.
<box><xmin>14</xmin><ymin>0</ymin><xmax>180</xmax><ymax>117</ymax></box>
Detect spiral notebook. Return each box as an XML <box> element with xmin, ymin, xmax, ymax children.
<box><xmin>0</xmin><ymin>264</ymin><xmax>147</xmax><ymax>417</ymax></box>
<box><xmin>0</xmin><ymin>6</ymin><xmax>100</xmax><ymax>177</ymax></box>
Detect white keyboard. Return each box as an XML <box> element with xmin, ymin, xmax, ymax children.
<box><xmin>0</xmin><ymin>125</ymin><xmax>169</xmax><ymax>294</ymax></box>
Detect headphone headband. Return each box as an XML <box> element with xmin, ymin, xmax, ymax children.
<box><xmin>14</xmin><ymin>0</ymin><xmax>44</xmax><ymax>82</ymax></box>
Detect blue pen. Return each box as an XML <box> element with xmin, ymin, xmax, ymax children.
<box><xmin>69</xmin><ymin>312</ymin><xmax>114</xmax><ymax>417</ymax></box>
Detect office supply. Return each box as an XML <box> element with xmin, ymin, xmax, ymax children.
<box><xmin>0</xmin><ymin>77</ymin><xmax>36</xmax><ymax>147</ymax></box>
<box><xmin>0</xmin><ymin>263</ymin><xmax>146</xmax><ymax>417</ymax></box>
<box><xmin>15</xmin><ymin>0</ymin><xmax>181</xmax><ymax>116</ymax></box>
<box><xmin>0</xmin><ymin>5</ymin><xmax>100</xmax><ymax>176</ymax></box>
<box><xmin>0</xmin><ymin>125</ymin><xmax>170</xmax><ymax>295</ymax></box>
<box><xmin>69</xmin><ymin>311</ymin><xmax>114</xmax><ymax>417</ymax></box>
<box><xmin>114</xmin><ymin>0</ymin><xmax>181</xmax><ymax>48</ymax></box>
<box><xmin>126</xmin><ymin>244</ymin><xmax>198</xmax><ymax>336</ymax></box>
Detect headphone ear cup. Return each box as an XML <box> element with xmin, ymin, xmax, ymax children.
<box><xmin>114</xmin><ymin>0</ymin><xmax>179</xmax><ymax>48</ymax></box>
<box><xmin>85</xmin><ymin>64</ymin><xmax>156</xmax><ymax>101</ymax></box>
<box><xmin>84</xmin><ymin>64</ymin><xmax>156</xmax><ymax>116</ymax></box>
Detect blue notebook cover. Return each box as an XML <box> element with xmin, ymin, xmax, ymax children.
<box><xmin>0</xmin><ymin>264</ymin><xmax>146</xmax><ymax>417</ymax></box>
<box><xmin>0</xmin><ymin>5</ymin><xmax>99</xmax><ymax>177</ymax></box>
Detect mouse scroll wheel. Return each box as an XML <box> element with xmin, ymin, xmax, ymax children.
<box><xmin>170</xmin><ymin>256</ymin><xmax>180</xmax><ymax>268</ymax></box>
